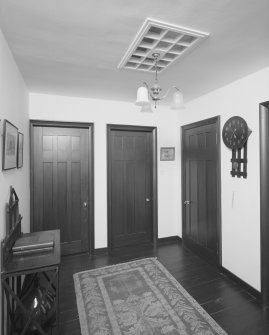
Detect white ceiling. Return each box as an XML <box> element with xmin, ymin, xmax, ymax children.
<box><xmin>0</xmin><ymin>0</ymin><xmax>268</xmax><ymax>104</ymax></box>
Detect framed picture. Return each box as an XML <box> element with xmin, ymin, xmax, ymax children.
<box><xmin>2</xmin><ymin>119</ymin><xmax>18</xmax><ymax>170</ymax></box>
<box><xmin>160</xmin><ymin>147</ymin><xmax>175</xmax><ymax>161</ymax></box>
<box><xmin>17</xmin><ymin>132</ymin><xmax>24</xmax><ymax>168</ymax></box>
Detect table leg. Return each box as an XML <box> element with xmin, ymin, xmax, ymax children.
<box><xmin>1</xmin><ymin>282</ymin><xmax>4</xmax><ymax>335</ymax></box>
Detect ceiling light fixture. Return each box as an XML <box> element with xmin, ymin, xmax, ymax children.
<box><xmin>136</xmin><ymin>53</ymin><xmax>184</xmax><ymax>111</ymax></box>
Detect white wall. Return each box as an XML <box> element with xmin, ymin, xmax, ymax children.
<box><xmin>179</xmin><ymin>67</ymin><xmax>269</xmax><ymax>291</ymax></box>
<box><xmin>29</xmin><ymin>94</ymin><xmax>181</xmax><ymax>247</ymax></box>
<box><xmin>0</xmin><ymin>29</ymin><xmax>30</xmax><ymax>331</ymax></box>
<box><xmin>0</xmin><ymin>29</ymin><xmax>30</xmax><ymax>240</ymax></box>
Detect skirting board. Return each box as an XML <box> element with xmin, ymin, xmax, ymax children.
<box><xmin>219</xmin><ymin>266</ymin><xmax>261</xmax><ymax>301</ymax></box>
<box><xmin>94</xmin><ymin>236</ymin><xmax>182</xmax><ymax>254</ymax></box>
<box><xmin>158</xmin><ymin>236</ymin><xmax>182</xmax><ymax>245</ymax></box>
<box><xmin>94</xmin><ymin>247</ymin><xmax>108</xmax><ymax>255</ymax></box>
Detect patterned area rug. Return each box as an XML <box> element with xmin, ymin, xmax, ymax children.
<box><xmin>74</xmin><ymin>258</ymin><xmax>227</xmax><ymax>335</ymax></box>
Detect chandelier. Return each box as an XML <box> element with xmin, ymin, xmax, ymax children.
<box><xmin>135</xmin><ymin>53</ymin><xmax>184</xmax><ymax>111</ymax></box>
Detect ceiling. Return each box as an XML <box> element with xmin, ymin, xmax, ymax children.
<box><xmin>0</xmin><ymin>0</ymin><xmax>268</xmax><ymax>104</ymax></box>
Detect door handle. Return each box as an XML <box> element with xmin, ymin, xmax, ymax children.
<box><xmin>83</xmin><ymin>202</ymin><xmax>88</xmax><ymax>208</ymax></box>
<box><xmin>145</xmin><ymin>198</ymin><xmax>151</xmax><ymax>202</ymax></box>
<box><xmin>184</xmin><ymin>200</ymin><xmax>190</xmax><ymax>205</ymax></box>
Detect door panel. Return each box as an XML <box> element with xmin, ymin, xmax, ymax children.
<box><xmin>31</xmin><ymin>125</ymin><xmax>90</xmax><ymax>255</ymax></box>
<box><xmin>108</xmin><ymin>128</ymin><xmax>154</xmax><ymax>250</ymax></box>
<box><xmin>182</xmin><ymin>118</ymin><xmax>220</xmax><ymax>264</ymax></box>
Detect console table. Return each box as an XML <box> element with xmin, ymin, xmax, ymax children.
<box><xmin>1</xmin><ymin>228</ymin><xmax>60</xmax><ymax>335</ymax></box>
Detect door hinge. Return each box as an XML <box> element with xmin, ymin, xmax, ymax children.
<box><xmin>216</xmin><ymin>133</ymin><xmax>218</xmax><ymax>145</ymax></box>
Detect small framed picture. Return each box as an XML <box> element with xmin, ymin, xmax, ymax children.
<box><xmin>17</xmin><ymin>132</ymin><xmax>24</xmax><ymax>168</ymax></box>
<box><xmin>2</xmin><ymin>120</ymin><xmax>18</xmax><ymax>170</ymax></box>
<box><xmin>160</xmin><ymin>147</ymin><xmax>175</xmax><ymax>161</ymax></box>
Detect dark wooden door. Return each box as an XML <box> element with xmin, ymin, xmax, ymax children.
<box><xmin>107</xmin><ymin>126</ymin><xmax>156</xmax><ymax>251</ymax></box>
<box><xmin>182</xmin><ymin>117</ymin><xmax>220</xmax><ymax>265</ymax></box>
<box><xmin>31</xmin><ymin>124</ymin><xmax>91</xmax><ymax>255</ymax></box>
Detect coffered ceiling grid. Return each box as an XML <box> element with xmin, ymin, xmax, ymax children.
<box><xmin>118</xmin><ymin>18</ymin><xmax>210</xmax><ymax>73</ymax></box>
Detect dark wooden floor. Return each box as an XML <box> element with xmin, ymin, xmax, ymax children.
<box><xmin>59</xmin><ymin>241</ymin><xmax>269</xmax><ymax>335</ymax></box>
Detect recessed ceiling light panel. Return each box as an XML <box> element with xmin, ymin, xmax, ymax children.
<box><xmin>118</xmin><ymin>18</ymin><xmax>209</xmax><ymax>73</ymax></box>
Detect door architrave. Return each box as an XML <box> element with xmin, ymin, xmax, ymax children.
<box><xmin>107</xmin><ymin>124</ymin><xmax>158</xmax><ymax>253</ymax></box>
<box><xmin>30</xmin><ymin>120</ymin><xmax>94</xmax><ymax>255</ymax></box>
<box><xmin>181</xmin><ymin>116</ymin><xmax>222</xmax><ymax>266</ymax></box>
<box><xmin>259</xmin><ymin>101</ymin><xmax>269</xmax><ymax>306</ymax></box>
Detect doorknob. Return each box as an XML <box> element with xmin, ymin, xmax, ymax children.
<box><xmin>184</xmin><ymin>200</ymin><xmax>190</xmax><ymax>205</ymax></box>
<box><xmin>145</xmin><ymin>198</ymin><xmax>151</xmax><ymax>202</ymax></box>
<box><xmin>83</xmin><ymin>202</ymin><xmax>88</xmax><ymax>208</ymax></box>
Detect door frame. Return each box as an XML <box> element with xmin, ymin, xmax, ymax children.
<box><xmin>107</xmin><ymin>124</ymin><xmax>158</xmax><ymax>252</ymax></box>
<box><xmin>30</xmin><ymin>120</ymin><xmax>95</xmax><ymax>254</ymax></box>
<box><xmin>181</xmin><ymin>116</ymin><xmax>222</xmax><ymax>265</ymax></box>
<box><xmin>259</xmin><ymin>101</ymin><xmax>269</xmax><ymax>306</ymax></box>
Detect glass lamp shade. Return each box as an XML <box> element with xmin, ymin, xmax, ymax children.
<box><xmin>136</xmin><ymin>86</ymin><xmax>150</xmax><ymax>106</ymax></box>
<box><xmin>171</xmin><ymin>91</ymin><xmax>184</xmax><ymax>109</ymax></box>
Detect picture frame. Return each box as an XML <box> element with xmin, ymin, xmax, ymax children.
<box><xmin>2</xmin><ymin>119</ymin><xmax>18</xmax><ymax>170</ymax></box>
<box><xmin>160</xmin><ymin>147</ymin><xmax>175</xmax><ymax>161</ymax></box>
<box><xmin>17</xmin><ymin>132</ymin><xmax>24</xmax><ymax>168</ymax></box>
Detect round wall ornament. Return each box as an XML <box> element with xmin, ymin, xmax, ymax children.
<box><xmin>222</xmin><ymin>116</ymin><xmax>250</xmax><ymax>150</ymax></box>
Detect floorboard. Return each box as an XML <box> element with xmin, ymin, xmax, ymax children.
<box><xmin>59</xmin><ymin>241</ymin><xmax>269</xmax><ymax>335</ymax></box>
